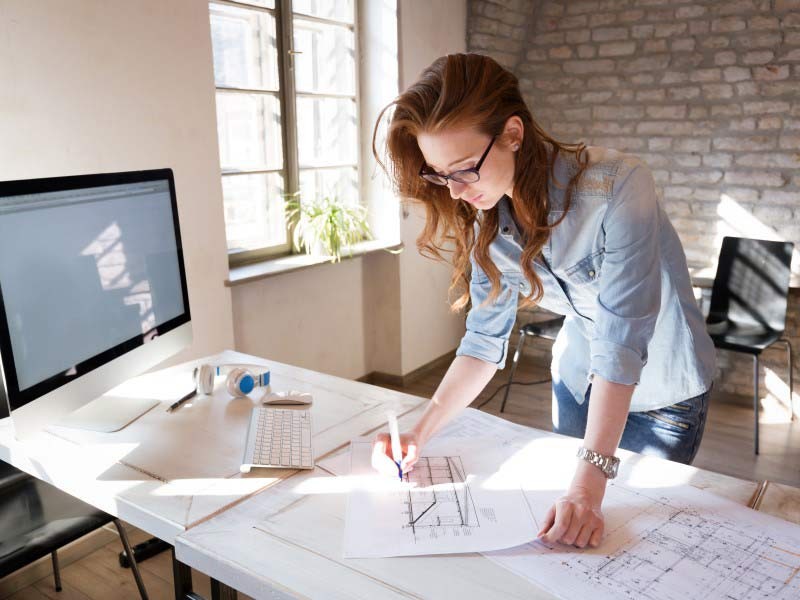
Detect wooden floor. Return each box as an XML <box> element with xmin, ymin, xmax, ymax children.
<box><xmin>1</xmin><ymin>526</ymin><xmax>254</xmax><ymax>600</ymax></box>
<box><xmin>3</xmin><ymin>357</ymin><xmax>799</xmax><ymax>600</ymax></box>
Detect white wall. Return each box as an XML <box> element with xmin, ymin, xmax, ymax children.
<box><xmin>232</xmin><ymin>258</ymin><xmax>369</xmax><ymax>376</ymax></box>
<box><xmin>397</xmin><ymin>0</ymin><xmax>468</xmax><ymax>374</ymax></box>
<box><xmin>0</xmin><ymin>0</ymin><xmax>235</xmax><ymax>364</ymax></box>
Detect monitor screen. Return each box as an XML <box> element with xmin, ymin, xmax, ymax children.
<box><xmin>0</xmin><ymin>169</ymin><xmax>191</xmax><ymax>413</ymax></box>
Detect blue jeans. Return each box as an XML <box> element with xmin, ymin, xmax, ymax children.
<box><xmin>552</xmin><ymin>380</ymin><xmax>711</xmax><ymax>465</ymax></box>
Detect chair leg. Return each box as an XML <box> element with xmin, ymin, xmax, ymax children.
<box><xmin>112</xmin><ymin>520</ymin><xmax>149</xmax><ymax>600</ymax></box>
<box><xmin>753</xmin><ymin>355</ymin><xmax>760</xmax><ymax>455</ymax></box>
<box><xmin>51</xmin><ymin>551</ymin><xmax>62</xmax><ymax>592</ymax></box>
<box><xmin>779</xmin><ymin>338</ymin><xmax>794</xmax><ymax>421</ymax></box>
<box><xmin>500</xmin><ymin>332</ymin><xmax>527</xmax><ymax>414</ymax></box>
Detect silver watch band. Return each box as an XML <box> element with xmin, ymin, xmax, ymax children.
<box><xmin>576</xmin><ymin>446</ymin><xmax>620</xmax><ymax>479</ymax></box>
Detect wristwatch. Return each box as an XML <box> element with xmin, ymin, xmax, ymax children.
<box><xmin>576</xmin><ymin>447</ymin><xmax>620</xmax><ymax>479</ymax></box>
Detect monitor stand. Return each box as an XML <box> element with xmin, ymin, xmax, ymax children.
<box><xmin>57</xmin><ymin>395</ymin><xmax>160</xmax><ymax>433</ymax></box>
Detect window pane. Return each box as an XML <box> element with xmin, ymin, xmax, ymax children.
<box><xmin>222</xmin><ymin>173</ymin><xmax>286</xmax><ymax>252</ymax></box>
<box><xmin>293</xmin><ymin>19</ymin><xmax>355</xmax><ymax>95</ymax></box>
<box><xmin>235</xmin><ymin>0</ymin><xmax>275</xmax><ymax>8</ymax></box>
<box><xmin>296</xmin><ymin>97</ymin><xmax>357</xmax><ymax>167</ymax></box>
<box><xmin>216</xmin><ymin>92</ymin><xmax>283</xmax><ymax>172</ymax></box>
<box><xmin>299</xmin><ymin>167</ymin><xmax>358</xmax><ymax>205</ymax></box>
<box><xmin>210</xmin><ymin>3</ymin><xmax>279</xmax><ymax>92</ymax></box>
<box><xmin>293</xmin><ymin>0</ymin><xmax>354</xmax><ymax>24</ymax></box>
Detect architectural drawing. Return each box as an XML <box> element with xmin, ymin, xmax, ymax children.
<box><xmin>344</xmin><ymin>438</ymin><xmax>539</xmax><ymax>558</ymax></box>
<box><xmin>402</xmin><ymin>456</ymin><xmax>480</xmax><ymax>541</ymax></box>
<box><xmin>489</xmin><ymin>482</ymin><xmax>800</xmax><ymax>600</ymax></box>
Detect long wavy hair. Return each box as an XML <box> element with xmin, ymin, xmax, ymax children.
<box><xmin>373</xmin><ymin>53</ymin><xmax>590</xmax><ymax>311</ymax></box>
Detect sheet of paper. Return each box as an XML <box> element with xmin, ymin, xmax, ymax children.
<box><xmin>343</xmin><ymin>436</ymin><xmax>539</xmax><ymax>558</ymax></box>
<box><xmin>487</xmin><ymin>479</ymin><xmax>800</xmax><ymax>600</ymax></box>
<box><xmin>317</xmin><ymin>408</ymin><xmax>541</xmax><ymax>478</ymax></box>
<box><xmin>435</xmin><ymin>407</ymin><xmax>536</xmax><ymax>444</ymax></box>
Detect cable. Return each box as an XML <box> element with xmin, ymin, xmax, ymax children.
<box><xmin>475</xmin><ymin>377</ymin><xmax>552</xmax><ymax>410</ymax></box>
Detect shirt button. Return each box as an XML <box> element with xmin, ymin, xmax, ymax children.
<box><xmin>588</xmin><ymin>269</ymin><xmax>596</xmax><ymax>277</ymax></box>
<box><xmin>502</xmin><ymin>226</ymin><xmax>510</xmax><ymax>233</ymax></box>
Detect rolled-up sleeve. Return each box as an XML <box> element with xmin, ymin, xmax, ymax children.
<box><xmin>455</xmin><ymin>255</ymin><xmax>519</xmax><ymax>368</ymax></box>
<box><xmin>589</xmin><ymin>158</ymin><xmax>662</xmax><ymax>386</ymax></box>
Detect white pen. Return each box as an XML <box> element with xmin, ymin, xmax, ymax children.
<box><xmin>387</xmin><ymin>411</ymin><xmax>403</xmax><ymax>481</ymax></box>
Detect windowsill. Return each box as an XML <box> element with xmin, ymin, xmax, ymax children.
<box><xmin>225</xmin><ymin>238</ymin><xmax>404</xmax><ymax>287</ymax></box>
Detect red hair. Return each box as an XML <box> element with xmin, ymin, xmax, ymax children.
<box><xmin>373</xmin><ymin>53</ymin><xmax>590</xmax><ymax>310</ymax></box>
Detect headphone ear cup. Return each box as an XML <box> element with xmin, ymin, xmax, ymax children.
<box><xmin>226</xmin><ymin>368</ymin><xmax>255</xmax><ymax>397</ymax></box>
<box><xmin>193</xmin><ymin>364</ymin><xmax>215</xmax><ymax>395</ymax></box>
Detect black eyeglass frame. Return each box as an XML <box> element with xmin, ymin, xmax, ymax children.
<box><xmin>418</xmin><ymin>136</ymin><xmax>497</xmax><ymax>186</ymax></box>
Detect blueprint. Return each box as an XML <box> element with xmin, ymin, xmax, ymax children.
<box><xmin>335</xmin><ymin>408</ymin><xmax>800</xmax><ymax>599</ymax></box>
<box><xmin>343</xmin><ymin>437</ymin><xmax>539</xmax><ymax>558</ymax></box>
<box><xmin>488</xmin><ymin>481</ymin><xmax>800</xmax><ymax>600</ymax></box>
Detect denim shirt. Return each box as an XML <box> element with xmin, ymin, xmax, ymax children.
<box><xmin>455</xmin><ymin>146</ymin><xmax>716</xmax><ymax>412</ymax></box>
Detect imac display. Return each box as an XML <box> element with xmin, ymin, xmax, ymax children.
<box><xmin>0</xmin><ymin>169</ymin><xmax>192</xmax><ymax>438</ymax></box>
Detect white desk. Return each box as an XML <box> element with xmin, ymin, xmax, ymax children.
<box><xmin>175</xmin><ymin>406</ymin><xmax>776</xmax><ymax>600</ymax></box>
<box><xmin>0</xmin><ymin>350</ymin><xmax>425</xmax><ymax>545</ymax></box>
<box><xmin>3</xmin><ymin>353</ymin><xmax>799</xmax><ymax>600</ymax></box>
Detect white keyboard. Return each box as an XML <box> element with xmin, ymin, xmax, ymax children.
<box><xmin>240</xmin><ymin>407</ymin><xmax>314</xmax><ymax>472</ymax></box>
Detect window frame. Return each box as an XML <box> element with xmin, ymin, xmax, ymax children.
<box><xmin>211</xmin><ymin>0</ymin><xmax>362</xmax><ymax>268</ymax></box>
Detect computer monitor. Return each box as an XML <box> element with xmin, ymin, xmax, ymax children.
<box><xmin>0</xmin><ymin>169</ymin><xmax>192</xmax><ymax>439</ymax></box>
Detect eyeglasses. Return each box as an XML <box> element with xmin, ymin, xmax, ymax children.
<box><xmin>418</xmin><ymin>136</ymin><xmax>496</xmax><ymax>186</ymax></box>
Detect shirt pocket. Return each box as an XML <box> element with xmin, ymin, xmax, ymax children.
<box><xmin>564</xmin><ymin>249</ymin><xmax>605</xmax><ymax>286</ymax></box>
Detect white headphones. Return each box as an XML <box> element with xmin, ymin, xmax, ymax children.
<box><xmin>193</xmin><ymin>363</ymin><xmax>271</xmax><ymax>398</ymax></box>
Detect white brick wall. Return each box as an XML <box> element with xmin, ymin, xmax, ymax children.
<box><xmin>468</xmin><ymin>0</ymin><xmax>800</xmax><ymax>408</ymax></box>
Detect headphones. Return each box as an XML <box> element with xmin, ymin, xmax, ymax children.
<box><xmin>193</xmin><ymin>363</ymin><xmax>271</xmax><ymax>398</ymax></box>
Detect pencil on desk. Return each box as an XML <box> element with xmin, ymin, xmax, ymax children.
<box><xmin>167</xmin><ymin>388</ymin><xmax>197</xmax><ymax>412</ymax></box>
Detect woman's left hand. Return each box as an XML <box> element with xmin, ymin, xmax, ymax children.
<box><xmin>538</xmin><ymin>462</ymin><xmax>607</xmax><ymax>548</ymax></box>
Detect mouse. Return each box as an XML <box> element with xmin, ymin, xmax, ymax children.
<box><xmin>261</xmin><ymin>390</ymin><xmax>313</xmax><ymax>405</ymax></box>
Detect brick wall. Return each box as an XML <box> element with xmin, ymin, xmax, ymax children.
<box><xmin>467</xmin><ymin>0</ymin><xmax>800</xmax><ymax>413</ymax></box>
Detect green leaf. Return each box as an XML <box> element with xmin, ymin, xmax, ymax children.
<box><xmin>286</xmin><ymin>192</ymin><xmax>372</xmax><ymax>262</ymax></box>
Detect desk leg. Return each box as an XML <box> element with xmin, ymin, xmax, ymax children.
<box><xmin>171</xmin><ymin>547</ymin><xmax>201</xmax><ymax>600</ymax></box>
<box><xmin>211</xmin><ymin>578</ymin><xmax>238</xmax><ymax>600</ymax></box>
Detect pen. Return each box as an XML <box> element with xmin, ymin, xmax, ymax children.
<box><xmin>167</xmin><ymin>388</ymin><xmax>197</xmax><ymax>412</ymax></box>
<box><xmin>387</xmin><ymin>411</ymin><xmax>403</xmax><ymax>482</ymax></box>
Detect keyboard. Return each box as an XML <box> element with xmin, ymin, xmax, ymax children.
<box><xmin>240</xmin><ymin>406</ymin><xmax>314</xmax><ymax>472</ymax></box>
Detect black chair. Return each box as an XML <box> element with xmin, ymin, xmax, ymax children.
<box><xmin>0</xmin><ymin>460</ymin><xmax>148</xmax><ymax>598</ymax></box>
<box><xmin>500</xmin><ymin>314</ymin><xmax>565</xmax><ymax>413</ymax></box>
<box><xmin>705</xmin><ymin>237</ymin><xmax>795</xmax><ymax>455</ymax></box>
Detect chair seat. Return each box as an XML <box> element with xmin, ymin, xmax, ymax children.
<box><xmin>520</xmin><ymin>315</ymin><xmax>565</xmax><ymax>341</ymax></box>
<box><xmin>706</xmin><ymin>320</ymin><xmax>784</xmax><ymax>354</ymax></box>
<box><xmin>0</xmin><ymin>464</ymin><xmax>113</xmax><ymax>578</ymax></box>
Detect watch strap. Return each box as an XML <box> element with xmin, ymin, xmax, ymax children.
<box><xmin>576</xmin><ymin>446</ymin><xmax>620</xmax><ymax>479</ymax></box>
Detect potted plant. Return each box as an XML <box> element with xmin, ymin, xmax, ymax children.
<box><xmin>285</xmin><ymin>193</ymin><xmax>372</xmax><ymax>263</ymax></box>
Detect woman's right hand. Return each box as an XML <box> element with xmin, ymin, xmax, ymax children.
<box><xmin>371</xmin><ymin>430</ymin><xmax>422</xmax><ymax>478</ymax></box>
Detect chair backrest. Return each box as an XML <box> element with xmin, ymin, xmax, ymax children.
<box><xmin>707</xmin><ymin>237</ymin><xmax>794</xmax><ymax>332</ymax></box>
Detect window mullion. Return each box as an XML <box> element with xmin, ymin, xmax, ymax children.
<box><xmin>276</xmin><ymin>0</ymin><xmax>299</xmax><ymax>245</ymax></box>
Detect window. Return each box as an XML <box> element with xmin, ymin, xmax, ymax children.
<box><xmin>209</xmin><ymin>0</ymin><xmax>360</xmax><ymax>265</ymax></box>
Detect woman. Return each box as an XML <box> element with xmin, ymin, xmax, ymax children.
<box><xmin>370</xmin><ymin>53</ymin><xmax>715</xmax><ymax>549</ymax></box>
